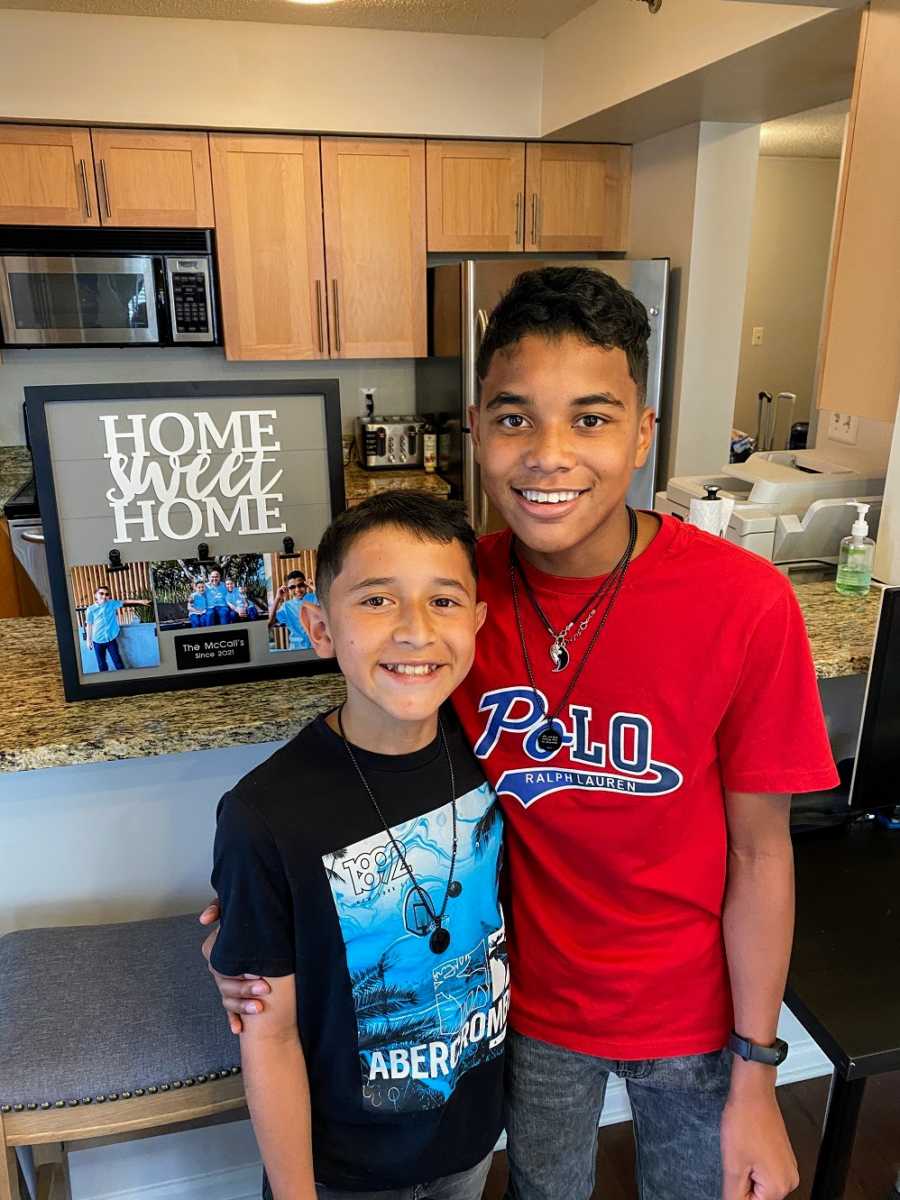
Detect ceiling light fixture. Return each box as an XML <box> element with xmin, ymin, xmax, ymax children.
<box><xmin>287</xmin><ymin>0</ymin><xmax>342</xmax><ymax>6</ymax></box>
<box><xmin>635</xmin><ymin>0</ymin><xmax>662</xmax><ymax>11</ymax></box>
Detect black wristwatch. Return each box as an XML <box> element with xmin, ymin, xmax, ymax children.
<box><xmin>728</xmin><ymin>1031</ymin><xmax>789</xmax><ymax>1067</ymax></box>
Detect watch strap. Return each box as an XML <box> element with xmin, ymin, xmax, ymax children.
<box><xmin>728</xmin><ymin>1031</ymin><xmax>789</xmax><ymax>1066</ymax></box>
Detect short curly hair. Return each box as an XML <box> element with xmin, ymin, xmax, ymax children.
<box><xmin>476</xmin><ymin>266</ymin><xmax>651</xmax><ymax>402</ymax></box>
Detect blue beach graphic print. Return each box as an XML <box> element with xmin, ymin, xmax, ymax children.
<box><xmin>323</xmin><ymin>783</ymin><xmax>508</xmax><ymax>1114</ymax></box>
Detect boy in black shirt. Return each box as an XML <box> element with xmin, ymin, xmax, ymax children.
<box><xmin>211</xmin><ymin>492</ymin><xmax>508</xmax><ymax>1199</ymax></box>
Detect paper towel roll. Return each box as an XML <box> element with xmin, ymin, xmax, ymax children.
<box><xmin>687</xmin><ymin>495</ymin><xmax>735</xmax><ymax>537</ymax></box>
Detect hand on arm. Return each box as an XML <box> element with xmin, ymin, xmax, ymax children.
<box><xmin>200</xmin><ymin>901</ymin><xmax>272</xmax><ymax>1036</ymax></box>
<box><xmin>240</xmin><ymin>973</ymin><xmax>317</xmax><ymax>1200</ymax></box>
<box><xmin>721</xmin><ymin>791</ymin><xmax>799</xmax><ymax>1200</ymax></box>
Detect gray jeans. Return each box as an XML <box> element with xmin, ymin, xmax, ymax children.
<box><xmin>503</xmin><ymin>1030</ymin><xmax>731</xmax><ymax>1200</ymax></box>
<box><xmin>264</xmin><ymin>1152</ymin><xmax>493</xmax><ymax>1200</ymax></box>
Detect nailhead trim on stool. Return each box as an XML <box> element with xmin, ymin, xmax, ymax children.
<box><xmin>0</xmin><ymin>1068</ymin><xmax>242</xmax><ymax>1114</ymax></box>
<box><xmin>0</xmin><ymin>914</ymin><xmax>243</xmax><ymax>1112</ymax></box>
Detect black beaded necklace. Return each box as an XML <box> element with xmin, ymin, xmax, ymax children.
<box><xmin>337</xmin><ymin>706</ymin><xmax>460</xmax><ymax>955</ymax></box>
<box><xmin>510</xmin><ymin>507</ymin><xmax>638</xmax><ymax>752</ymax></box>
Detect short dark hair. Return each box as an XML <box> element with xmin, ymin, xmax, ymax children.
<box><xmin>285</xmin><ymin>570</ymin><xmax>306</xmax><ymax>584</ymax></box>
<box><xmin>315</xmin><ymin>491</ymin><xmax>477</xmax><ymax>607</ymax></box>
<box><xmin>476</xmin><ymin>266</ymin><xmax>651</xmax><ymax>401</ymax></box>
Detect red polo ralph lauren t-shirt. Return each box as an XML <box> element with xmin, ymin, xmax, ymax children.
<box><xmin>453</xmin><ymin>515</ymin><xmax>838</xmax><ymax>1060</ymax></box>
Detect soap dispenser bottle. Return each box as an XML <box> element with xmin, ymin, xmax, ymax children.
<box><xmin>835</xmin><ymin>501</ymin><xmax>875</xmax><ymax>597</ymax></box>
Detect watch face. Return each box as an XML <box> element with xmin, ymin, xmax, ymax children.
<box><xmin>773</xmin><ymin>1039</ymin><xmax>789</xmax><ymax>1066</ymax></box>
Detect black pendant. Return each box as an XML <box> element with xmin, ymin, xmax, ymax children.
<box><xmin>430</xmin><ymin>926</ymin><xmax>451</xmax><ymax>955</ymax></box>
<box><xmin>536</xmin><ymin>726</ymin><xmax>563</xmax><ymax>752</ymax></box>
<box><xmin>448</xmin><ymin>881</ymin><xmax>463</xmax><ymax>898</ymax></box>
<box><xmin>550</xmin><ymin>639</ymin><xmax>570</xmax><ymax>672</ymax></box>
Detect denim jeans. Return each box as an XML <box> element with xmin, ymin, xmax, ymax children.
<box><xmin>93</xmin><ymin>637</ymin><xmax>124</xmax><ymax>671</ymax></box>
<box><xmin>263</xmin><ymin>1152</ymin><xmax>492</xmax><ymax>1200</ymax></box>
<box><xmin>503</xmin><ymin>1030</ymin><xmax>731</xmax><ymax>1200</ymax></box>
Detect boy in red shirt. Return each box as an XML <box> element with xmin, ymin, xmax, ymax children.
<box><xmin>206</xmin><ymin>267</ymin><xmax>837</xmax><ymax>1200</ymax></box>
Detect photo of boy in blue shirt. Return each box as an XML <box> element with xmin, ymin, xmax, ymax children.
<box><xmin>205</xmin><ymin>569</ymin><xmax>231</xmax><ymax>626</ymax></box>
<box><xmin>187</xmin><ymin>579</ymin><xmax>209</xmax><ymax>628</ymax></box>
<box><xmin>83</xmin><ymin>585</ymin><xmax>151</xmax><ymax>671</ymax></box>
<box><xmin>268</xmin><ymin>570</ymin><xmax>316</xmax><ymax>651</ymax></box>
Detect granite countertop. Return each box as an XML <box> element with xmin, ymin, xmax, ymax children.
<box><xmin>0</xmin><ymin>617</ymin><xmax>346</xmax><ymax>774</ymax></box>
<box><xmin>790</xmin><ymin>580</ymin><xmax>880</xmax><ymax>679</ymax></box>
<box><xmin>344</xmin><ymin>462</ymin><xmax>451</xmax><ymax>503</ymax></box>
<box><xmin>0</xmin><ymin>446</ymin><xmax>34</xmax><ymax>512</ymax></box>
<box><xmin>0</xmin><ymin>580</ymin><xmax>880</xmax><ymax>774</ymax></box>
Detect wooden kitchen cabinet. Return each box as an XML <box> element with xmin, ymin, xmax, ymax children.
<box><xmin>90</xmin><ymin>129</ymin><xmax>214</xmax><ymax>228</ymax></box>
<box><xmin>322</xmin><ymin>137</ymin><xmax>427</xmax><ymax>358</ymax></box>
<box><xmin>0</xmin><ymin>124</ymin><xmax>99</xmax><ymax>226</ymax></box>
<box><xmin>815</xmin><ymin>0</ymin><xmax>900</xmax><ymax>423</ymax></box>
<box><xmin>525</xmin><ymin>143</ymin><xmax>631</xmax><ymax>252</ymax></box>
<box><xmin>210</xmin><ymin>134</ymin><xmax>328</xmax><ymax>361</ymax></box>
<box><xmin>426</xmin><ymin>140</ymin><xmax>525</xmax><ymax>252</ymax></box>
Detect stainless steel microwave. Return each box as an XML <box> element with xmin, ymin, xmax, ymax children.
<box><xmin>0</xmin><ymin>227</ymin><xmax>219</xmax><ymax>348</ymax></box>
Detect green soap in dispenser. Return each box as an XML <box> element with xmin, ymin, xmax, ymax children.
<box><xmin>835</xmin><ymin>501</ymin><xmax>875</xmax><ymax>597</ymax></box>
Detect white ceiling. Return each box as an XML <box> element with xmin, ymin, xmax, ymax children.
<box><xmin>760</xmin><ymin>99</ymin><xmax>849</xmax><ymax>158</ymax></box>
<box><xmin>0</xmin><ymin>0</ymin><xmax>598</xmax><ymax>37</ymax></box>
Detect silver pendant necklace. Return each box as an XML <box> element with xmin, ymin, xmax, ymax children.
<box><xmin>512</xmin><ymin>517</ymin><xmax>635</xmax><ymax>673</ymax></box>
<box><xmin>510</xmin><ymin>508</ymin><xmax>638</xmax><ymax>751</ymax></box>
<box><xmin>336</xmin><ymin>707</ymin><xmax>459</xmax><ymax>955</ymax></box>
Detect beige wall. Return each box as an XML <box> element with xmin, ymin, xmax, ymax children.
<box><xmin>541</xmin><ymin>0</ymin><xmax>831</xmax><ymax>136</ymax></box>
<box><xmin>628</xmin><ymin>123</ymin><xmax>700</xmax><ymax>484</ymax></box>
<box><xmin>873</xmin><ymin>395</ymin><xmax>900</xmax><ymax>583</ymax></box>
<box><xmin>0</xmin><ymin>9</ymin><xmax>542</xmax><ymax>138</ymax></box>
<box><xmin>734</xmin><ymin>156</ymin><xmax>841</xmax><ymax>442</ymax></box>
<box><xmin>630</xmin><ymin>121</ymin><xmax>760</xmax><ymax>484</ymax></box>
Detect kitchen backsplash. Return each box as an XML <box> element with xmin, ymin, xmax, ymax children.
<box><xmin>0</xmin><ymin>348</ymin><xmax>417</xmax><ymax>446</ymax></box>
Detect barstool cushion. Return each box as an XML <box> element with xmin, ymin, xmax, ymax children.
<box><xmin>0</xmin><ymin>913</ymin><xmax>241</xmax><ymax>1110</ymax></box>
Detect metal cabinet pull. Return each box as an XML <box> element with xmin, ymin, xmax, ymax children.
<box><xmin>78</xmin><ymin>159</ymin><xmax>92</xmax><ymax>219</ymax></box>
<box><xmin>99</xmin><ymin>159</ymin><xmax>112</xmax><ymax>219</ymax></box>
<box><xmin>315</xmin><ymin>280</ymin><xmax>325</xmax><ymax>353</ymax></box>
<box><xmin>531</xmin><ymin>194</ymin><xmax>538</xmax><ymax>245</ymax></box>
<box><xmin>21</xmin><ymin>529</ymin><xmax>45</xmax><ymax>544</ymax></box>
<box><xmin>476</xmin><ymin>308</ymin><xmax>489</xmax><ymax>342</ymax></box>
<box><xmin>332</xmin><ymin>279</ymin><xmax>342</xmax><ymax>354</ymax></box>
<box><xmin>515</xmin><ymin>192</ymin><xmax>523</xmax><ymax>245</ymax></box>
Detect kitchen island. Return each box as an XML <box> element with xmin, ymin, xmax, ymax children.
<box><xmin>0</xmin><ymin>580</ymin><xmax>880</xmax><ymax>774</ymax></box>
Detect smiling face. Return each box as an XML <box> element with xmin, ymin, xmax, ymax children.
<box><xmin>302</xmin><ymin>526</ymin><xmax>486</xmax><ymax>745</ymax></box>
<box><xmin>471</xmin><ymin>333</ymin><xmax>654</xmax><ymax>575</ymax></box>
<box><xmin>95</xmin><ymin>587</ymin><xmax>110</xmax><ymax>604</ymax></box>
<box><xmin>194</xmin><ymin>580</ymin><xmax>205</xmax><ymax>593</ymax></box>
<box><xmin>208</xmin><ymin>570</ymin><xmax>221</xmax><ymax>585</ymax></box>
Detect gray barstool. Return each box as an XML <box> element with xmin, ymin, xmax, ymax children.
<box><xmin>0</xmin><ymin>914</ymin><xmax>245</xmax><ymax>1200</ymax></box>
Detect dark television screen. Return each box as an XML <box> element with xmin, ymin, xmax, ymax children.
<box><xmin>849</xmin><ymin>587</ymin><xmax>900</xmax><ymax>811</ymax></box>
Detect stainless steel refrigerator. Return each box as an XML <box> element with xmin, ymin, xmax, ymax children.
<box><xmin>415</xmin><ymin>258</ymin><xmax>669</xmax><ymax>533</ymax></box>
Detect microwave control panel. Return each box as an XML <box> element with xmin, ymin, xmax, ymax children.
<box><xmin>165</xmin><ymin>257</ymin><xmax>215</xmax><ymax>343</ymax></box>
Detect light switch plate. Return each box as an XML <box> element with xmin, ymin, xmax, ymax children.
<box><xmin>827</xmin><ymin>411</ymin><xmax>859</xmax><ymax>445</ymax></box>
<box><xmin>752</xmin><ymin>326</ymin><xmax>764</xmax><ymax>346</ymax></box>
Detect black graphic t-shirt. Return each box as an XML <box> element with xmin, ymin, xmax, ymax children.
<box><xmin>211</xmin><ymin>707</ymin><xmax>508</xmax><ymax>1190</ymax></box>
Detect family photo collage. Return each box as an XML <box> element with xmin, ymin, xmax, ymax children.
<box><xmin>70</xmin><ymin>549</ymin><xmax>319</xmax><ymax>675</ymax></box>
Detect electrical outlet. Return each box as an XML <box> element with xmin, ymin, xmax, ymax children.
<box><xmin>827</xmin><ymin>411</ymin><xmax>859</xmax><ymax>446</ymax></box>
<box><xmin>751</xmin><ymin>326</ymin><xmax>764</xmax><ymax>346</ymax></box>
<box><xmin>360</xmin><ymin>386</ymin><xmax>377</xmax><ymax>415</ymax></box>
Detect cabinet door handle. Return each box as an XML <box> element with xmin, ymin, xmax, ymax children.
<box><xmin>332</xmin><ymin>279</ymin><xmax>342</xmax><ymax>354</ymax></box>
<box><xmin>99</xmin><ymin>159</ymin><xmax>112</xmax><ymax>219</ymax></box>
<box><xmin>315</xmin><ymin>280</ymin><xmax>325</xmax><ymax>353</ymax></box>
<box><xmin>515</xmin><ymin>192</ymin><xmax>523</xmax><ymax>245</ymax></box>
<box><xmin>78</xmin><ymin>159</ymin><xmax>92</xmax><ymax>219</ymax></box>
<box><xmin>531</xmin><ymin>193</ymin><xmax>538</xmax><ymax>246</ymax></box>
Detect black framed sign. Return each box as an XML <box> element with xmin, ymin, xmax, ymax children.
<box><xmin>25</xmin><ymin>380</ymin><xmax>344</xmax><ymax>701</ymax></box>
